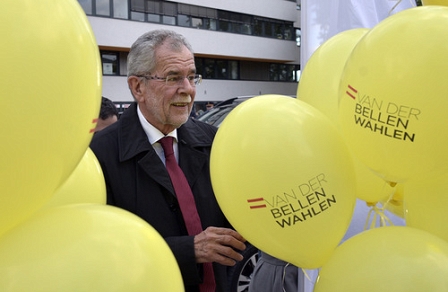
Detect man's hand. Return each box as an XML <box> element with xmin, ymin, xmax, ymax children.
<box><xmin>194</xmin><ymin>227</ymin><xmax>247</xmax><ymax>266</ymax></box>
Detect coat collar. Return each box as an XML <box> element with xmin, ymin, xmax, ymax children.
<box><xmin>118</xmin><ymin>103</ymin><xmax>214</xmax><ymax>162</ymax></box>
<box><xmin>117</xmin><ymin>103</ymin><xmax>213</xmax><ymax>190</ymax></box>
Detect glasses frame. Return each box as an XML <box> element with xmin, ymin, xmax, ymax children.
<box><xmin>135</xmin><ymin>73</ymin><xmax>202</xmax><ymax>86</ymax></box>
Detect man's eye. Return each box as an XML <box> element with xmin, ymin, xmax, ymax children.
<box><xmin>166</xmin><ymin>76</ymin><xmax>180</xmax><ymax>82</ymax></box>
<box><xmin>187</xmin><ymin>75</ymin><xmax>195</xmax><ymax>81</ymax></box>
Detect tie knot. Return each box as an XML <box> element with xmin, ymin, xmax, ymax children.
<box><xmin>159</xmin><ymin>136</ymin><xmax>174</xmax><ymax>158</ymax></box>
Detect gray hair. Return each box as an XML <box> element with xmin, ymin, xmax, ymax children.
<box><xmin>127</xmin><ymin>29</ymin><xmax>194</xmax><ymax>77</ymax></box>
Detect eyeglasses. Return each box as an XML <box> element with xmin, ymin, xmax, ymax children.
<box><xmin>136</xmin><ymin>74</ymin><xmax>202</xmax><ymax>86</ymax></box>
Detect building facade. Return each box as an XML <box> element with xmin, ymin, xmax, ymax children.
<box><xmin>78</xmin><ymin>0</ymin><xmax>301</xmax><ymax>108</ymax></box>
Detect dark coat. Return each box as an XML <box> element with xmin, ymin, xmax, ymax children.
<box><xmin>90</xmin><ymin>103</ymin><xmax>231</xmax><ymax>292</ymax></box>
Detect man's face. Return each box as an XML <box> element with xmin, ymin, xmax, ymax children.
<box><xmin>140</xmin><ymin>42</ymin><xmax>197</xmax><ymax>134</ymax></box>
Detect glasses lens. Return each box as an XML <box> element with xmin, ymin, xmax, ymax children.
<box><xmin>164</xmin><ymin>74</ymin><xmax>201</xmax><ymax>86</ymax></box>
<box><xmin>194</xmin><ymin>74</ymin><xmax>202</xmax><ymax>85</ymax></box>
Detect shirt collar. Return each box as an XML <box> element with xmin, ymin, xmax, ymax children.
<box><xmin>137</xmin><ymin>105</ymin><xmax>178</xmax><ymax>144</ymax></box>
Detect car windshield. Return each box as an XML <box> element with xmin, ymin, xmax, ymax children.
<box><xmin>197</xmin><ymin>107</ymin><xmax>220</xmax><ymax>121</ymax></box>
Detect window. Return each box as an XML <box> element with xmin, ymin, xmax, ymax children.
<box><xmin>269</xmin><ymin>64</ymin><xmax>279</xmax><ymax>81</ymax></box>
<box><xmin>146</xmin><ymin>0</ymin><xmax>161</xmax><ymax>14</ymax></box>
<box><xmin>131</xmin><ymin>11</ymin><xmax>145</xmax><ymax>21</ymax></box>
<box><xmin>192</xmin><ymin>17</ymin><xmax>203</xmax><ymax>28</ymax></box>
<box><xmin>101</xmin><ymin>51</ymin><xmax>119</xmax><ymax>75</ymax></box>
<box><xmin>131</xmin><ymin>0</ymin><xmax>145</xmax><ymax>12</ymax></box>
<box><xmin>216</xmin><ymin>60</ymin><xmax>228</xmax><ymax>79</ymax></box>
<box><xmin>78</xmin><ymin>0</ymin><xmax>92</xmax><ymax>14</ymax></box>
<box><xmin>162</xmin><ymin>16</ymin><xmax>176</xmax><ymax>25</ymax></box>
<box><xmin>178</xmin><ymin>15</ymin><xmax>190</xmax><ymax>27</ymax></box>
<box><xmin>162</xmin><ymin>2</ymin><xmax>177</xmax><ymax>16</ymax></box>
<box><xmin>269</xmin><ymin>64</ymin><xmax>300</xmax><ymax>82</ymax></box>
<box><xmin>296</xmin><ymin>28</ymin><xmax>301</xmax><ymax>46</ymax></box>
<box><xmin>81</xmin><ymin>1</ymin><xmax>295</xmax><ymax>42</ymax></box>
<box><xmin>147</xmin><ymin>14</ymin><xmax>160</xmax><ymax>23</ymax></box>
<box><xmin>95</xmin><ymin>0</ymin><xmax>110</xmax><ymax>16</ymax></box>
<box><xmin>229</xmin><ymin>61</ymin><xmax>239</xmax><ymax>80</ymax></box>
<box><xmin>113</xmin><ymin>0</ymin><xmax>128</xmax><ymax>19</ymax></box>
<box><xmin>204</xmin><ymin>19</ymin><xmax>217</xmax><ymax>30</ymax></box>
<box><xmin>204</xmin><ymin>59</ymin><xmax>216</xmax><ymax>79</ymax></box>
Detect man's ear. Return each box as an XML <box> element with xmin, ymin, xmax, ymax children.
<box><xmin>128</xmin><ymin>76</ymin><xmax>145</xmax><ymax>102</ymax></box>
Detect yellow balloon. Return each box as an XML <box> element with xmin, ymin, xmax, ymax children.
<box><xmin>422</xmin><ymin>0</ymin><xmax>448</xmax><ymax>5</ymax></box>
<box><xmin>44</xmin><ymin>148</ymin><xmax>106</xmax><ymax>208</ymax></box>
<box><xmin>211</xmin><ymin>95</ymin><xmax>357</xmax><ymax>269</ymax></box>
<box><xmin>0</xmin><ymin>204</ymin><xmax>184</xmax><ymax>291</ymax></box>
<box><xmin>0</xmin><ymin>0</ymin><xmax>102</xmax><ymax>235</ymax></box>
<box><xmin>338</xmin><ymin>6</ymin><xmax>448</xmax><ymax>183</ymax></box>
<box><xmin>297</xmin><ymin>28</ymin><xmax>393</xmax><ymax>203</ymax></box>
<box><xmin>298</xmin><ymin>28</ymin><xmax>369</xmax><ymax>124</ymax></box>
<box><xmin>314</xmin><ymin>226</ymin><xmax>448</xmax><ymax>292</ymax></box>
<box><xmin>405</xmin><ymin>171</ymin><xmax>448</xmax><ymax>242</ymax></box>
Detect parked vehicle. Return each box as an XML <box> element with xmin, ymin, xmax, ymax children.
<box><xmin>228</xmin><ymin>243</ymin><xmax>259</xmax><ymax>292</ymax></box>
<box><xmin>197</xmin><ymin>96</ymin><xmax>254</xmax><ymax>127</ymax></box>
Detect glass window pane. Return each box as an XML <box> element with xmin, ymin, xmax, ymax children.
<box><xmin>218</xmin><ymin>20</ymin><xmax>230</xmax><ymax>32</ymax></box>
<box><xmin>229</xmin><ymin>61</ymin><xmax>239</xmax><ymax>79</ymax></box>
<box><xmin>204</xmin><ymin>19</ymin><xmax>217</xmax><ymax>30</ymax></box>
<box><xmin>265</xmin><ymin>23</ymin><xmax>274</xmax><ymax>37</ymax></box>
<box><xmin>274</xmin><ymin>23</ymin><xmax>283</xmax><ymax>39</ymax></box>
<box><xmin>162</xmin><ymin>15</ymin><xmax>176</xmax><ymax>25</ymax></box>
<box><xmin>296</xmin><ymin>29</ymin><xmax>301</xmax><ymax>46</ymax></box>
<box><xmin>96</xmin><ymin>0</ymin><xmax>110</xmax><ymax>16</ymax></box>
<box><xmin>162</xmin><ymin>2</ymin><xmax>177</xmax><ymax>16</ymax></box>
<box><xmin>147</xmin><ymin>13</ymin><xmax>160</xmax><ymax>22</ymax></box>
<box><xmin>242</xmin><ymin>15</ymin><xmax>252</xmax><ymax>24</ymax></box>
<box><xmin>197</xmin><ymin>7</ymin><xmax>207</xmax><ymax>17</ymax></box>
<box><xmin>192</xmin><ymin>17</ymin><xmax>203</xmax><ymax>28</ymax></box>
<box><xmin>195</xmin><ymin>58</ymin><xmax>203</xmax><ymax>77</ymax></box>
<box><xmin>178</xmin><ymin>15</ymin><xmax>190</xmax><ymax>27</ymax></box>
<box><xmin>241</xmin><ymin>24</ymin><xmax>252</xmax><ymax>35</ymax></box>
<box><xmin>130</xmin><ymin>0</ymin><xmax>144</xmax><ymax>12</ymax></box>
<box><xmin>147</xmin><ymin>0</ymin><xmax>161</xmax><ymax>14</ymax></box>
<box><xmin>206</xmin><ymin>8</ymin><xmax>217</xmax><ymax>19</ymax></box>
<box><xmin>113</xmin><ymin>0</ymin><xmax>128</xmax><ymax>19</ymax></box>
<box><xmin>284</xmin><ymin>26</ymin><xmax>292</xmax><ymax>40</ymax></box>
<box><xmin>254</xmin><ymin>19</ymin><xmax>263</xmax><ymax>36</ymax></box>
<box><xmin>216</xmin><ymin>60</ymin><xmax>228</xmax><ymax>79</ymax></box>
<box><xmin>78</xmin><ymin>0</ymin><xmax>92</xmax><ymax>14</ymax></box>
<box><xmin>204</xmin><ymin>59</ymin><xmax>215</xmax><ymax>79</ymax></box>
<box><xmin>102</xmin><ymin>52</ymin><xmax>118</xmax><ymax>75</ymax></box>
<box><xmin>131</xmin><ymin>11</ymin><xmax>145</xmax><ymax>21</ymax></box>
<box><xmin>269</xmin><ymin>64</ymin><xmax>278</xmax><ymax>81</ymax></box>
<box><xmin>179</xmin><ymin>4</ymin><xmax>190</xmax><ymax>15</ymax></box>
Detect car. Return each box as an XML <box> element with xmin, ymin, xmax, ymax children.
<box><xmin>227</xmin><ymin>242</ymin><xmax>259</xmax><ymax>292</ymax></box>
<box><xmin>196</xmin><ymin>96</ymin><xmax>254</xmax><ymax>127</ymax></box>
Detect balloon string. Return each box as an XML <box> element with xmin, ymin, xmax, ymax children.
<box><xmin>301</xmin><ymin>268</ymin><xmax>313</xmax><ymax>282</ymax></box>
<box><xmin>389</xmin><ymin>0</ymin><xmax>403</xmax><ymax>15</ymax></box>
<box><xmin>364</xmin><ymin>202</ymin><xmax>395</xmax><ymax>229</ymax></box>
<box><xmin>364</xmin><ymin>182</ymin><xmax>397</xmax><ymax>229</ymax></box>
<box><xmin>388</xmin><ymin>0</ymin><xmax>418</xmax><ymax>16</ymax></box>
<box><xmin>300</xmin><ymin>268</ymin><xmax>315</xmax><ymax>291</ymax></box>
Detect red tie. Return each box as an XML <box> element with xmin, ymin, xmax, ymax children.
<box><xmin>159</xmin><ymin>136</ymin><xmax>216</xmax><ymax>292</ymax></box>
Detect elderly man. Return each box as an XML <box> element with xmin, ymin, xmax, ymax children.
<box><xmin>90</xmin><ymin>29</ymin><xmax>246</xmax><ymax>292</ymax></box>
